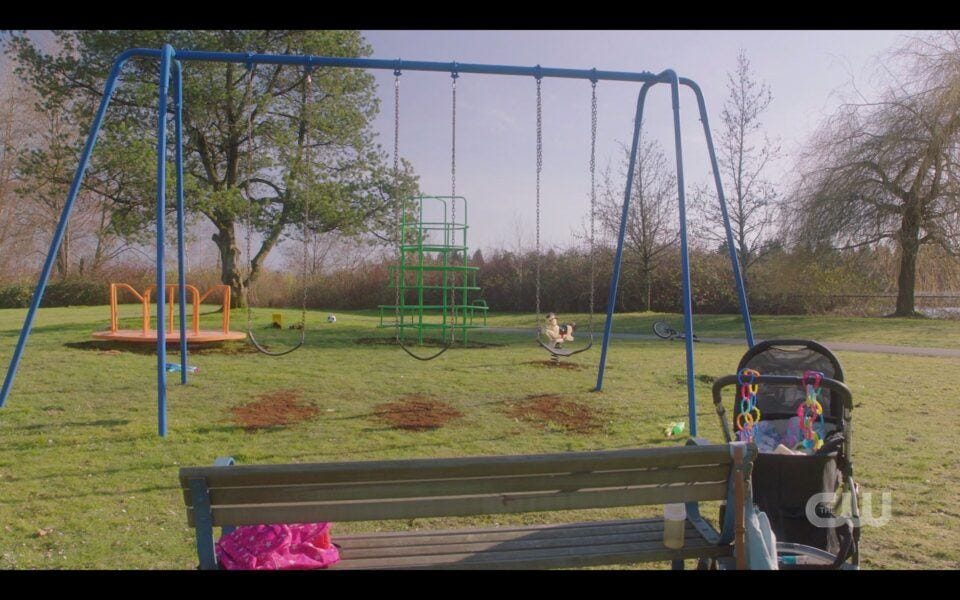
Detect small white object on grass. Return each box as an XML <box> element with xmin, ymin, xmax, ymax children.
<box><xmin>327</xmin><ymin>314</ymin><xmax>337</xmax><ymax>323</ymax></box>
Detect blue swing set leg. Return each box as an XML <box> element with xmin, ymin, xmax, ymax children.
<box><xmin>592</xmin><ymin>75</ymin><xmax>756</xmax><ymax>439</ymax></box>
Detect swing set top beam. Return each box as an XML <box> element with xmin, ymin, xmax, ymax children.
<box><xmin>114</xmin><ymin>48</ymin><xmax>681</xmax><ymax>85</ymax></box>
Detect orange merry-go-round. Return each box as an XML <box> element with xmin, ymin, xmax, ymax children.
<box><xmin>92</xmin><ymin>283</ymin><xmax>247</xmax><ymax>344</ymax></box>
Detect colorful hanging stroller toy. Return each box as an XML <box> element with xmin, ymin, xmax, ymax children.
<box><xmin>736</xmin><ymin>368</ymin><xmax>761</xmax><ymax>443</ymax></box>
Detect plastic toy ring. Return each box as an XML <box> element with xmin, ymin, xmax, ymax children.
<box><xmin>802</xmin><ymin>371</ymin><xmax>822</xmax><ymax>388</ymax></box>
<box><xmin>797</xmin><ymin>401</ymin><xmax>822</xmax><ymax>418</ymax></box>
<box><xmin>736</xmin><ymin>412</ymin><xmax>755</xmax><ymax>430</ymax></box>
<box><xmin>738</xmin><ymin>369</ymin><xmax>760</xmax><ymax>386</ymax></box>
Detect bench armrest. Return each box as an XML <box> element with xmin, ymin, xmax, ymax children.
<box><xmin>189</xmin><ymin>457</ymin><xmax>238</xmax><ymax>569</ymax></box>
<box><xmin>686</xmin><ymin>440</ymin><xmax>759</xmax><ymax>569</ymax></box>
<box><xmin>681</xmin><ymin>437</ymin><xmax>721</xmax><ymax>548</ymax></box>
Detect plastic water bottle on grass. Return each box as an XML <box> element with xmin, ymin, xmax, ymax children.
<box><xmin>165</xmin><ymin>362</ymin><xmax>199</xmax><ymax>374</ymax></box>
<box><xmin>664</xmin><ymin>421</ymin><xmax>686</xmax><ymax>438</ymax></box>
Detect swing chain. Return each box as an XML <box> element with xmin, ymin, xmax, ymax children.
<box><xmin>534</xmin><ymin>75</ymin><xmax>543</xmax><ymax>337</ymax></box>
<box><xmin>244</xmin><ymin>67</ymin><xmax>257</xmax><ymax>336</ymax></box>
<box><xmin>393</xmin><ymin>71</ymin><xmax>402</xmax><ymax>344</ymax></box>
<box><xmin>299</xmin><ymin>73</ymin><xmax>312</xmax><ymax>333</ymax></box>
<box><xmin>588</xmin><ymin>80</ymin><xmax>597</xmax><ymax>337</ymax></box>
<box><xmin>393</xmin><ymin>74</ymin><xmax>400</xmax><ymax>177</ymax></box>
<box><xmin>450</xmin><ymin>72</ymin><xmax>458</xmax><ymax>345</ymax></box>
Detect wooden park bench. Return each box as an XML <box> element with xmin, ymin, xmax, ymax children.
<box><xmin>179</xmin><ymin>441</ymin><xmax>757</xmax><ymax>570</ymax></box>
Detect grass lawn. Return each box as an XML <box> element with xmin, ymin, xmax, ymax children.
<box><xmin>0</xmin><ymin>306</ymin><xmax>958</xmax><ymax>569</ymax></box>
<box><xmin>487</xmin><ymin>310</ymin><xmax>960</xmax><ymax>349</ymax></box>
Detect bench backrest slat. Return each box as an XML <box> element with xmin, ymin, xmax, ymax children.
<box><xmin>184</xmin><ymin>463</ymin><xmax>729</xmax><ymax>508</ymax></box>
<box><xmin>193</xmin><ymin>481</ymin><xmax>729</xmax><ymax>527</ymax></box>
<box><xmin>179</xmin><ymin>445</ymin><xmax>728</xmax><ymax>488</ymax></box>
<box><xmin>180</xmin><ymin>445</ymin><xmax>735</xmax><ymax>528</ymax></box>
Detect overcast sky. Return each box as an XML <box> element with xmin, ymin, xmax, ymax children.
<box><xmin>362</xmin><ymin>30</ymin><xmax>914</xmax><ymax>252</ymax></box>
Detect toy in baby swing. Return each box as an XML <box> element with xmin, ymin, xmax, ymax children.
<box><xmin>736</xmin><ymin>368</ymin><xmax>761</xmax><ymax>443</ymax></box>
<box><xmin>797</xmin><ymin>370</ymin><xmax>825</xmax><ymax>452</ymax></box>
<box><xmin>542</xmin><ymin>313</ymin><xmax>577</xmax><ymax>349</ymax></box>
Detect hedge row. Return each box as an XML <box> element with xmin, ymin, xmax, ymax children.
<box><xmin>0</xmin><ymin>279</ymin><xmax>109</xmax><ymax>309</ymax></box>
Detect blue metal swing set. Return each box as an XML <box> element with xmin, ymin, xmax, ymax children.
<box><xmin>0</xmin><ymin>45</ymin><xmax>755</xmax><ymax>437</ymax></box>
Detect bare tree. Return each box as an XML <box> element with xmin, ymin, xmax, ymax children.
<box><xmin>792</xmin><ymin>31</ymin><xmax>960</xmax><ymax>316</ymax></box>
<box><xmin>696</xmin><ymin>50</ymin><xmax>781</xmax><ymax>285</ymax></box>
<box><xmin>16</xmin><ymin>103</ymin><xmax>133</xmax><ymax>279</ymax></box>
<box><xmin>281</xmin><ymin>230</ymin><xmax>385</xmax><ymax>276</ymax></box>
<box><xmin>0</xmin><ymin>69</ymin><xmax>38</xmax><ymax>279</ymax></box>
<box><xmin>598</xmin><ymin>138</ymin><xmax>678</xmax><ymax>311</ymax></box>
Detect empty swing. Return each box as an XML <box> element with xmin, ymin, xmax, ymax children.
<box><xmin>534</xmin><ymin>76</ymin><xmax>598</xmax><ymax>360</ymax></box>
<box><xmin>388</xmin><ymin>68</ymin><xmax>470</xmax><ymax>361</ymax></box>
<box><xmin>242</xmin><ymin>64</ymin><xmax>313</xmax><ymax>357</ymax></box>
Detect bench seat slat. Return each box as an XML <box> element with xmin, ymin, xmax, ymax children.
<box><xmin>339</xmin><ymin>518</ymin><xmax>683</xmax><ymax>547</ymax></box>
<box><xmin>179</xmin><ymin>445</ymin><xmax>731</xmax><ymax>489</ymax></box>
<box><xmin>186</xmin><ymin>464</ymin><xmax>729</xmax><ymax>507</ymax></box>
<box><xmin>336</xmin><ymin>520</ymin><xmax>701</xmax><ymax>559</ymax></box>
<box><xmin>193</xmin><ymin>481</ymin><xmax>727</xmax><ymax>526</ymax></box>
<box><xmin>330</xmin><ymin>522</ymin><xmax>728</xmax><ymax>570</ymax></box>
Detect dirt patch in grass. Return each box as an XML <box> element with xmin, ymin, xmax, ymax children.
<box><xmin>372</xmin><ymin>394</ymin><xmax>463</xmax><ymax>431</ymax></box>
<box><xmin>505</xmin><ymin>394</ymin><xmax>603</xmax><ymax>434</ymax></box>
<box><xmin>354</xmin><ymin>337</ymin><xmax>502</xmax><ymax>349</ymax></box>
<box><xmin>523</xmin><ymin>360</ymin><xmax>585</xmax><ymax>371</ymax></box>
<box><xmin>229</xmin><ymin>389</ymin><xmax>319</xmax><ymax>432</ymax></box>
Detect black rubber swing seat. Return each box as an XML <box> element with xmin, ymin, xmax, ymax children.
<box><xmin>247</xmin><ymin>329</ymin><xmax>306</xmax><ymax>357</ymax></box>
<box><xmin>537</xmin><ymin>337</ymin><xmax>593</xmax><ymax>358</ymax></box>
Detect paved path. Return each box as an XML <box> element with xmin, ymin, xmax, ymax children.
<box><xmin>484</xmin><ymin>327</ymin><xmax>960</xmax><ymax>358</ymax></box>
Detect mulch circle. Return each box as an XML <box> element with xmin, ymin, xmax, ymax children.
<box><xmin>229</xmin><ymin>389</ymin><xmax>320</xmax><ymax>432</ymax></box>
<box><xmin>505</xmin><ymin>394</ymin><xmax>602</xmax><ymax>434</ymax></box>
<box><xmin>372</xmin><ymin>393</ymin><xmax>463</xmax><ymax>431</ymax></box>
<box><xmin>523</xmin><ymin>360</ymin><xmax>585</xmax><ymax>371</ymax></box>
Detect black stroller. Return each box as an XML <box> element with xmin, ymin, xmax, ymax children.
<box><xmin>710</xmin><ymin>340</ymin><xmax>861</xmax><ymax>569</ymax></box>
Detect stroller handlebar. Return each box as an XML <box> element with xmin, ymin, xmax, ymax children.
<box><xmin>711</xmin><ymin>374</ymin><xmax>854</xmax><ymax>412</ymax></box>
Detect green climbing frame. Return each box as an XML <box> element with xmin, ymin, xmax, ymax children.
<box><xmin>379</xmin><ymin>195</ymin><xmax>488</xmax><ymax>345</ymax></box>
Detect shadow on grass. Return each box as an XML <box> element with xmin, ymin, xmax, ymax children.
<box><xmin>354</xmin><ymin>337</ymin><xmax>504</xmax><ymax>349</ymax></box>
<box><xmin>0</xmin><ymin>430</ymin><xmax>162</xmax><ymax>455</ymax></box>
<box><xmin>18</xmin><ymin>419</ymin><xmax>130</xmax><ymax>431</ymax></box>
<box><xmin>63</xmin><ymin>340</ymin><xmax>257</xmax><ymax>355</ymax></box>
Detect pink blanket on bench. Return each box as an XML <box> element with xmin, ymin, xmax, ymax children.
<box><xmin>216</xmin><ymin>523</ymin><xmax>340</xmax><ymax>570</ymax></box>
